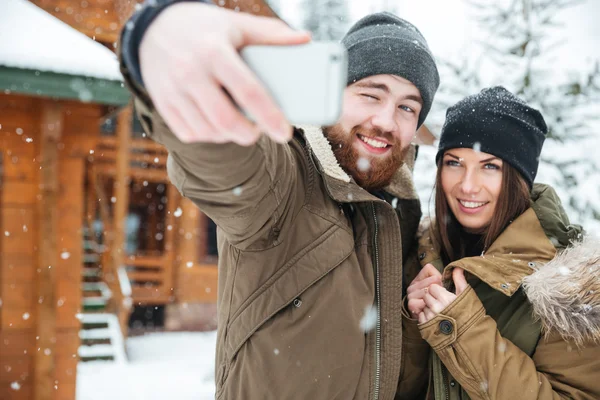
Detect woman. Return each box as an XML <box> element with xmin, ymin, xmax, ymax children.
<box><xmin>398</xmin><ymin>87</ymin><xmax>600</xmax><ymax>399</ymax></box>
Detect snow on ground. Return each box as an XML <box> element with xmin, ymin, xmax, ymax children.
<box><xmin>0</xmin><ymin>0</ymin><xmax>122</xmax><ymax>81</ymax></box>
<box><xmin>77</xmin><ymin>331</ymin><xmax>217</xmax><ymax>400</ymax></box>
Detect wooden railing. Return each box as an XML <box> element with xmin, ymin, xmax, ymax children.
<box><xmin>92</xmin><ymin>136</ymin><xmax>169</xmax><ymax>182</ymax></box>
<box><xmin>88</xmin><ymin>132</ymin><xmax>177</xmax><ymax>306</ymax></box>
<box><xmin>89</xmin><ymin>169</ymin><xmax>133</xmax><ymax>336</ymax></box>
<box><xmin>124</xmin><ymin>254</ymin><xmax>173</xmax><ymax>304</ymax></box>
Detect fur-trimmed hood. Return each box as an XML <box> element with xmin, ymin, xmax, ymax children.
<box><xmin>523</xmin><ymin>235</ymin><xmax>600</xmax><ymax>346</ymax></box>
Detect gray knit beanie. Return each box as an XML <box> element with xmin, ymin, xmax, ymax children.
<box><xmin>341</xmin><ymin>12</ymin><xmax>440</xmax><ymax>128</ymax></box>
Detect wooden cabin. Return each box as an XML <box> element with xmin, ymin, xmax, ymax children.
<box><xmin>0</xmin><ymin>0</ymin><xmax>224</xmax><ymax>399</ymax></box>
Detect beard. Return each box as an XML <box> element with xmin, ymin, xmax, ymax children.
<box><xmin>323</xmin><ymin>123</ymin><xmax>409</xmax><ymax>191</ymax></box>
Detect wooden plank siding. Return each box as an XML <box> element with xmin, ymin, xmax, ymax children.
<box><xmin>30</xmin><ymin>0</ymin><xmax>140</xmax><ymax>45</ymax></box>
<box><xmin>0</xmin><ymin>92</ymin><xmax>102</xmax><ymax>400</ymax></box>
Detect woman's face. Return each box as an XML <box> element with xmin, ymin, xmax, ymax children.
<box><xmin>441</xmin><ymin>148</ymin><xmax>503</xmax><ymax>233</ymax></box>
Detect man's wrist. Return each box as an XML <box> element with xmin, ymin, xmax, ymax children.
<box><xmin>120</xmin><ymin>0</ymin><xmax>213</xmax><ymax>88</ymax></box>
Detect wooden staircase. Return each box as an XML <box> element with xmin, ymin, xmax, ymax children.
<box><xmin>78</xmin><ymin>226</ymin><xmax>131</xmax><ymax>363</ymax></box>
<box><xmin>78</xmin><ymin>313</ymin><xmax>127</xmax><ymax>363</ymax></box>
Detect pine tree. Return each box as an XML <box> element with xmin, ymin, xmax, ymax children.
<box><xmin>302</xmin><ymin>0</ymin><xmax>351</xmax><ymax>41</ymax></box>
<box><xmin>428</xmin><ymin>0</ymin><xmax>600</xmax><ymax>230</ymax></box>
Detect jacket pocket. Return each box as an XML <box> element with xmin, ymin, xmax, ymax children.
<box><xmin>223</xmin><ymin>223</ymin><xmax>354</xmax><ymax>363</ymax></box>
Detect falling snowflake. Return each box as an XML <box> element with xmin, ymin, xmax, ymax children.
<box><xmin>357</xmin><ymin>157</ymin><xmax>370</xmax><ymax>172</ymax></box>
<box><xmin>22</xmin><ymin>312</ymin><xmax>30</xmax><ymax>320</ymax></box>
<box><xmin>11</xmin><ymin>381</ymin><xmax>21</xmax><ymax>391</ymax></box>
<box><xmin>60</xmin><ymin>252</ymin><xmax>71</xmax><ymax>260</ymax></box>
<box><xmin>273</xmin><ymin>348</ymin><xmax>280</xmax><ymax>355</ymax></box>
<box><xmin>360</xmin><ymin>305</ymin><xmax>378</xmax><ymax>332</ymax></box>
<box><xmin>232</xmin><ymin>186</ymin><xmax>243</xmax><ymax>196</ymax></box>
<box><xmin>473</xmin><ymin>142</ymin><xmax>481</xmax><ymax>152</ymax></box>
<box><xmin>186</xmin><ymin>261</ymin><xmax>193</xmax><ymax>268</ymax></box>
<box><xmin>174</xmin><ymin>207</ymin><xmax>183</xmax><ymax>218</ymax></box>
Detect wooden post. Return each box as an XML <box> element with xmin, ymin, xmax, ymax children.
<box><xmin>111</xmin><ymin>106</ymin><xmax>131</xmax><ymax>279</ymax></box>
<box><xmin>34</xmin><ymin>101</ymin><xmax>62</xmax><ymax>400</ymax></box>
<box><xmin>164</xmin><ymin>184</ymin><xmax>180</xmax><ymax>301</ymax></box>
<box><xmin>175</xmin><ymin>197</ymin><xmax>200</xmax><ymax>299</ymax></box>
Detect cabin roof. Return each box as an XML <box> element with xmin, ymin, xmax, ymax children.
<box><xmin>0</xmin><ymin>0</ymin><xmax>129</xmax><ymax>105</ymax></box>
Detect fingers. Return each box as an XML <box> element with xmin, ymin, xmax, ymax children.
<box><xmin>212</xmin><ymin>46</ymin><xmax>291</xmax><ymax>143</ymax></box>
<box><xmin>411</xmin><ymin>263</ymin><xmax>442</xmax><ymax>284</ymax></box>
<box><xmin>407</xmin><ymin>275</ymin><xmax>442</xmax><ymax>295</ymax></box>
<box><xmin>156</xmin><ymin>97</ymin><xmax>212</xmax><ymax>144</ymax></box>
<box><xmin>187</xmin><ymin>78</ymin><xmax>262</xmax><ymax>146</ymax></box>
<box><xmin>424</xmin><ymin>308</ymin><xmax>436</xmax><ymax>322</ymax></box>
<box><xmin>418</xmin><ymin>311</ymin><xmax>426</xmax><ymax>324</ymax></box>
<box><xmin>453</xmin><ymin>267</ymin><xmax>468</xmax><ymax>295</ymax></box>
<box><xmin>234</xmin><ymin>13</ymin><xmax>311</xmax><ymax>47</ymax></box>
<box><xmin>407</xmin><ymin>298</ymin><xmax>425</xmax><ymax>316</ymax></box>
<box><xmin>423</xmin><ymin>292</ymin><xmax>446</xmax><ymax>314</ymax></box>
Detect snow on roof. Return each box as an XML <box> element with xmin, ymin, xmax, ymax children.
<box><xmin>0</xmin><ymin>0</ymin><xmax>122</xmax><ymax>81</ymax></box>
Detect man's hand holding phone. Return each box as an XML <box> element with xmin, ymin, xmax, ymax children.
<box><xmin>139</xmin><ymin>3</ymin><xmax>311</xmax><ymax>145</ymax></box>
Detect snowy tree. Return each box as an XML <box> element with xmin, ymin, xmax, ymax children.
<box><xmin>302</xmin><ymin>0</ymin><xmax>351</xmax><ymax>41</ymax></box>
<box><xmin>426</xmin><ymin>0</ymin><xmax>600</xmax><ymax>231</ymax></box>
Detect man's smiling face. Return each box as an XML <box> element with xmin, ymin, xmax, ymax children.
<box><xmin>324</xmin><ymin>74</ymin><xmax>422</xmax><ymax>191</ymax></box>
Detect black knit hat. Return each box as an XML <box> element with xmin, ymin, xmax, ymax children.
<box><xmin>436</xmin><ymin>86</ymin><xmax>548</xmax><ymax>187</ymax></box>
<box><xmin>341</xmin><ymin>12</ymin><xmax>440</xmax><ymax>128</ymax></box>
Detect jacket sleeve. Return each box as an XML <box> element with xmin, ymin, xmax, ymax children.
<box><xmin>132</xmin><ymin>97</ymin><xmax>301</xmax><ymax>249</ymax></box>
<box><xmin>418</xmin><ymin>286</ymin><xmax>600</xmax><ymax>400</ymax></box>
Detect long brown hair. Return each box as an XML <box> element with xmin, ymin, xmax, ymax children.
<box><xmin>433</xmin><ymin>156</ymin><xmax>531</xmax><ymax>265</ymax></box>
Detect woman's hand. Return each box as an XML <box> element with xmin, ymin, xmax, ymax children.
<box><xmin>407</xmin><ymin>264</ymin><xmax>443</xmax><ymax>317</ymax></box>
<box><xmin>418</xmin><ymin>268</ymin><xmax>468</xmax><ymax>324</ymax></box>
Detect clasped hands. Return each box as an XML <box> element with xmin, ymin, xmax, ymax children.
<box><xmin>407</xmin><ymin>264</ymin><xmax>468</xmax><ymax>324</ymax></box>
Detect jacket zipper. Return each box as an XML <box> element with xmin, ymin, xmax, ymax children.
<box><xmin>432</xmin><ymin>352</ymin><xmax>449</xmax><ymax>400</ymax></box>
<box><xmin>441</xmin><ymin>366</ymin><xmax>450</xmax><ymax>400</ymax></box>
<box><xmin>370</xmin><ymin>203</ymin><xmax>381</xmax><ymax>400</ymax></box>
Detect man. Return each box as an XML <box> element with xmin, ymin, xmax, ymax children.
<box><xmin>119</xmin><ymin>1</ymin><xmax>439</xmax><ymax>398</ymax></box>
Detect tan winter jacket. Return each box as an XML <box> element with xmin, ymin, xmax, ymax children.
<box><xmin>398</xmin><ymin>184</ymin><xmax>600</xmax><ymax>400</ymax></box>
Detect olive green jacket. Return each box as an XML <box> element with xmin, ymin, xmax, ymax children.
<box><xmin>398</xmin><ymin>184</ymin><xmax>600</xmax><ymax>400</ymax></box>
<box><xmin>121</xmin><ymin>53</ymin><xmax>425</xmax><ymax>397</ymax></box>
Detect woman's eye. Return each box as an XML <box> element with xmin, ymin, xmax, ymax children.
<box><xmin>399</xmin><ymin>105</ymin><xmax>414</xmax><ymax>113</ymax></box>
<box><xmin>484</xmin><ymin>163</ymin><xmax>501</xmax><ymax>170</ymax></box>
<box><xmin>444</xmin><ymin>160</ymin><xmax>460</xmax><ymax>167</ymax></box>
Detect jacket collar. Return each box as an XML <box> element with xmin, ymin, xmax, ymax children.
<box><xmin>298</xmin><ymin>125</ymin><xmax>419</xmax><ymax>204</ymax></box>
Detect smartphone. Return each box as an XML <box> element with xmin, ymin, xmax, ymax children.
<box><xmin>240</xmin><ymin>42</ymin><xmax>347</xmax><ymax>126</ymax></box>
